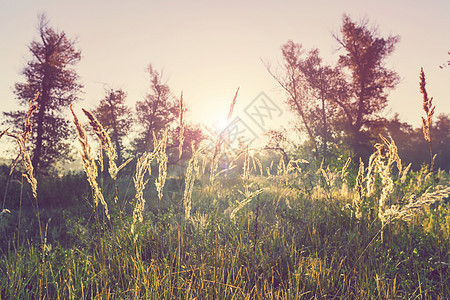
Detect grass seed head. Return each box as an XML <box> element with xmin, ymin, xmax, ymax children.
<box><xmin>419</xmin><ymin>68</ymin><xmax>435</xmax><ymax>142</ymax></box>
<box><xmin>71</xmin><ymin>105</ymin><xmax>109</xmax><ymax>219</ymax></box>
<box><xmin>82</xmin><ymin>108</ymin><xmax>119</xmax><ymax>180</ymax></box>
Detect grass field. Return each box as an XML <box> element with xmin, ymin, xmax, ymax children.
<box><xmin>0</xmin><ymin>104</ymin><xmax>449</xmax><ymax>299</ymax></box>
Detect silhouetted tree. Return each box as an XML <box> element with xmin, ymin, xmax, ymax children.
<box><xmin>134</xmin><ymin>65</ymin><xmax>179</xmax><ymax>154</ymax></box>
<box><xmin>266</xmin><ymin>42</ymin><xmax>344</xmax><ymax>160</ymax></box>
<box><xmin>433</xmin><ymin>114</ymin><xmax>450</xmax><ymax>171</ymax></box>
<box><xmin>333</xmin><ymin>14</ymin><xmax>400</xmax><ymax>160</ymax></box>
<box><xmin>93</xmin><ymin>89</ymin><xmax>132</xmax><ymax>165</ymax></box>
<box><xmin>4</xmin><ymin>14</ymin><xmax>82</xmax><ymax>174</ymax></box>
<box><xmin>383</xmin><ymin>113</ymin><xmax>450</xmax><ymax>171</ymax></box>
<box><xmin>167</xmin><ymin>124</ymin><xmax>206</xmax><ymax>164</ymax></box>
<box><xmin>297</xmin><ymin>49</ymin><xmax>346</xmax><ymax>159</ymax></box>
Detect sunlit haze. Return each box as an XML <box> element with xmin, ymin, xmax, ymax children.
<box><xmin>1</xmin><ymin>0</ymin><xmax>449</xmax><ymax>142</ymax></box>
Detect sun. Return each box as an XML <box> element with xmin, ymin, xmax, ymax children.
<box><xmin>212</xmin><ymin>117</ymin><xmax>231</xmax><ymax>134</ymax></box>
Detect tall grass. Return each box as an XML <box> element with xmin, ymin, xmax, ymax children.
<box><xmin>0</xmin><ymin>90</ymin><xmax>449</xmax><ymax>299</ymax></box>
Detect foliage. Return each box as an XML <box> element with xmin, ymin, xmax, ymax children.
<box><xmin>134</xmin><ymin>65</ymin><xmax>179</xmax><ymax>154</ymax></box>
<box><xmin>93</xmin><ymin>89</ymin><xmax>133</xmax><ymax>165</ymax></box>
<box><xmin>3</xmin><ymin>14</ymin><xmax>82</xmax><ymax>174</ymax></box>
<box><xmin>1</xmin><ymin>12</ymin><xmax>450</xmax><ymax>300</ymax></box>
<box><xmin>334</xmin><ymin>15</ymin><xmax>400</xmax><ymax>160</ymax></box>
<box><xmin>268</xmin><ymin>15</ymin><xmax>400</xmax><ymax>163</ymax></box>
<box><xmin>1</xmin><ymin>103</ymin><xmax>449</xmax><ymax>299</ymax></box>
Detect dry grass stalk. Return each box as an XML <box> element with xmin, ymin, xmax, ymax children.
<box><xmin>23</xmin><ymin>94</ymin><xmax>39</xmax><ymax>142</ymax></box>
<box><xmin>70</xmin><ymin>105</ymin><xmax>109</xmax><ymax>220</ymax></box>
<box><xmin>383</xmin><ymin>186</ymin><xmax>450</xmax><ymax>222</ymax></box>
<box><xmin>82</xmin><ymin>108</ymin><xmax>119</xmax><ymax>180</ymax></box>
<box><xmin>278</xmin><ymin>156</ymin><xmax>302</xmax><ymax>186</ymax></box>
<box><xmin>97</xmin><ymin>142</ymin><xmax>104</xmax><ymax>173</ymax></box>
<box><xmin>419</xmin><ymin>68</ymin><xmax>436</xmax><ymax>184</ymax></box>
<box><xmin>132</xmin><ymin>155</ymin><xmax>151</xmax><ymax>224</ymax></box>
<box><xmin>8</xmin><ymin>94</ymin><xmax>39</xmax><ymax>198</ymax></box>
<box><xmin>200</xmin><ymin>155</ymin><xmax>207</xmax><ymax>176</ymax></box>
<box><xmin>365</xmin><ymin>136</ymin><xmax>404</xmax><ymax>241</ymax></box>
<box><xmin>190</xmin><ymin>212</ymin><xmax>209</xmax><ymax>232</ymax></box>
<box><xmin>155</xmin><ymin>130</ymin><xmax>168</xmax><ymax>202</ymax></box>
<box><xmin>353</xmin><ymin>158</ymin><xmax>365</xmax><ymax>219</ymax></box>
<box><xmin>178</xmin><ymin>92</ymin><xmax>185</xmax><ymax>159</ymax></box>
<box><xmin>318</xmin><ymin>157</ymin><xmax>350</xmax><ymax>194</ymax></box>
<box><xmin>214</xmin><ymin>163</ymin><xmax>236</xmax><ymax>177</ymax></box>
<box><xmin>419</xmin><ymin>67</ymin><xmax>435</xmax><ymax>143</ymax></box>
<box><xmin>253</xmin><ymin>156</ymin><xmax>264</xmax><ymax>176</ymax></box>
<box><xmin>227</xmin><ymin>87</ymin><xmax>240</xmax><ymax>121</ymax></box>
<box><xmin>22</xmin><ymin>152</ymin><xmax>37</xmax><ymax>199</ymax></box>
<box><xmin>266</xmin><ymin>163</ymin><xmax>273</xmax><ymax>177</ymax></box>
<box><xmin>366</xmin><ymin>136</ymin><xmax>401</xmax><ymax>199</ymax></box>
<box><xmin>230</xmin><ymin>187</ymin><xmax>265</xmax><ymax>220</ymax></box>
<box><xmin>277</xmin><ymin>154</ymin><xmax>285</xmax><ymax>177</ymax></box>
<box><xmin>377</xmin><ymin>153</ymin><xmax>394</xmax><ymax>223</ymax></box>
<box><xmin>0</xmin><ymin>209</ymin><xmax>11</xmax><ymax>217</ymax></box>
<box><xmin>132</xmin><ymin>131</ymin><xmax>167</xmax><ymax>233</ymax></box>
<box><xmin>243</xmin><ymin>147</ymin><xmax>250</xmax><ymax>181</ymax></box>
<box><xmin>183</xmin><ymin>143</ymin><xmax>199</xmax><ymax>220</ymax></box>
<box><xmin>132</xmin><ymin>149</ymin><xmax>159</xmax><ymax>233</ymax></box>
<box><xmin>230</xmin><ymin>147</ymin><xmax>267</xmax><ymax>220</ymax></box>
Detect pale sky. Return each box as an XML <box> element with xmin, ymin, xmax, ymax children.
<box><xmin>1</xmin><ymin>0</ymin><xmax>449</xmax><ymax>143</ymax></box>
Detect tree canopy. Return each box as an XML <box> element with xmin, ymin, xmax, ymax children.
<box><xmin>4</xmin><ymin>14</ymin><xmax>83</xmax><ymax>174</ymax></box>
<box><xmin>93</xmin><ymin>89</ymin><xmax>133</xmax><ymax>165</ymax></box>
<box><xmin>268</xmin><ymin>14</ymin><xmax>400</xmax><ymax>162</ymax></box>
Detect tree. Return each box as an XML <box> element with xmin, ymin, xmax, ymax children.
<box><xmin>93</xmin><ymin>89</ymin><xmax>132</xmax><ymax>165</ymax></box>
<box><xmin>433</xmin><ymin>114</ymin><xmax>450</xmax><ymax>171</ymax></box>
<box><xmin>134</xmin><ymin>65</ymin><xmax>179</xmax><ymax>154</ymax></box>
<box><xmin>266</xmin><ymin>42</ymin><xmax>343</xmax><ymax>160</ymax></box>
<box><xmin>333</xmin><ymin>15</ymin><xmax>400</xmax><ymax>159</ymax></box>
<box><xmin>167</xmin><ymin>124</ymin><xmax>206</xmax><ymax>164</ymax></box>
<box><xmin>383</xmin><ymin>114</ymin><xmax>450</xmax><ymax>171</ymax></box>
<box><xmin>4</xmin><ymin>14</ymin><xmax>82</xmax><ymax>174</ymax></box>
<box><xmin>297</xmin><ymin>48</ymin><xmax>345</xmax><ymax>159</ymax></box>
<box><xmin>266</xmin><ymin>42</ymin><xmax>318</xmax><ymax>156</ymax></box>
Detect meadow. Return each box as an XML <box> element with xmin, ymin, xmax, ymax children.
<box><xmin>0</xmin><ymin>101</ymin><xmax>449</xmax><ymax>299</ymax></box>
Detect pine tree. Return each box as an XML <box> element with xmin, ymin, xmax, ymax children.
<box><xmin>4</xmin><ymin>14</ymin><xmax>83</xmax><ymax>174</ymax></box>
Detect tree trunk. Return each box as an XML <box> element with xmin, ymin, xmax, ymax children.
<box><xmin>32</xmin><ymin>82</ymin><xmax>48</xmax><ymax>175</ymax></box>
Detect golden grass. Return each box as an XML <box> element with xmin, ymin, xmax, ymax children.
<box><xmin>82</xmin><ymin>108</ymin><xmax>119</xmax><ymax>181</ymax></box>
<box><xmin>132</xmin><ymin>140</ymin><xmax>159</xmax><ymax>232</ymax></box>
<box><xmin>178</xmin><ymin>91</ymin><xmax>185</xmax><ymax>159</ymax></box>
<box><xmin>353</xmin><ymin>158</ymin><xmax>365</xmax><ymax>219</ymax></box>
<box><xmin>420</xmin><ymin>67</ymin><xmax>435</xmax><ymax>143</ymax></box>
<box><xmin>8</xmin><ymin>94</ymin><xmax>39</xmax><ymax>199</ymax></box>
<box><xmin>154</xmin><ymin>130</ymin><xmax>168</xmax><ymax>203</ymax></box>
<box><xmin>183</xmin><ymin>143</ymin><xmax>199</xmax><ymax>220</ymax></box>
<box><xmin>383</xmin><ymin>185</ymin><xmax>450</xmax><ymax>222</ymax></box>
<box><xmin>131</xmin><ymin>130</ymin><xmax>168</xmax><ymax>234</ymax></box>
<box><xmin>70</xmin><ymin>105</ymin><xmax>109</xmax><ymax>220</ymax></box>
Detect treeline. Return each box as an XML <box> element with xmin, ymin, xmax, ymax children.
<box><xmin>2</xmin><ymin>14</ymin><xmax>205</xmax><ymax>178</ymax></box>
<box><xmin>266</xmin><ymin>14</ymin><xmax>449</xmax><ymax>171</ymax></box>
<box><xmin>1</xmin><ymin>13</ymin><xmax>449</xmax><ymax>185</ymax></box>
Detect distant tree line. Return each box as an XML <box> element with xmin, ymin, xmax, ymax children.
<box><xmin>2</xmin><ymin>14</ymin><xmax>205</xmax><ymax>180</ymax></box>
<box><xmin>2</xmin><ymin>13</ymin><xmax>449</xmax><ymax>188</ymax></box>
<box><xmin>267</xmin><ymin>14</ymin><xmax>449</xmax><ymax>171</ymax></box>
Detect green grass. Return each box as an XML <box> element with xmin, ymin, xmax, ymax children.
<box><xmin>1</xmin><ymin>116</ymin><xmax>449</xmax><ymax>299</ymax></box>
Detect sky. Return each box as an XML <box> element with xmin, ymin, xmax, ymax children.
<box><xmin>1</xmin><ymin>0</ymin><xmax>449</xmax><ymax>147</ymax></box>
